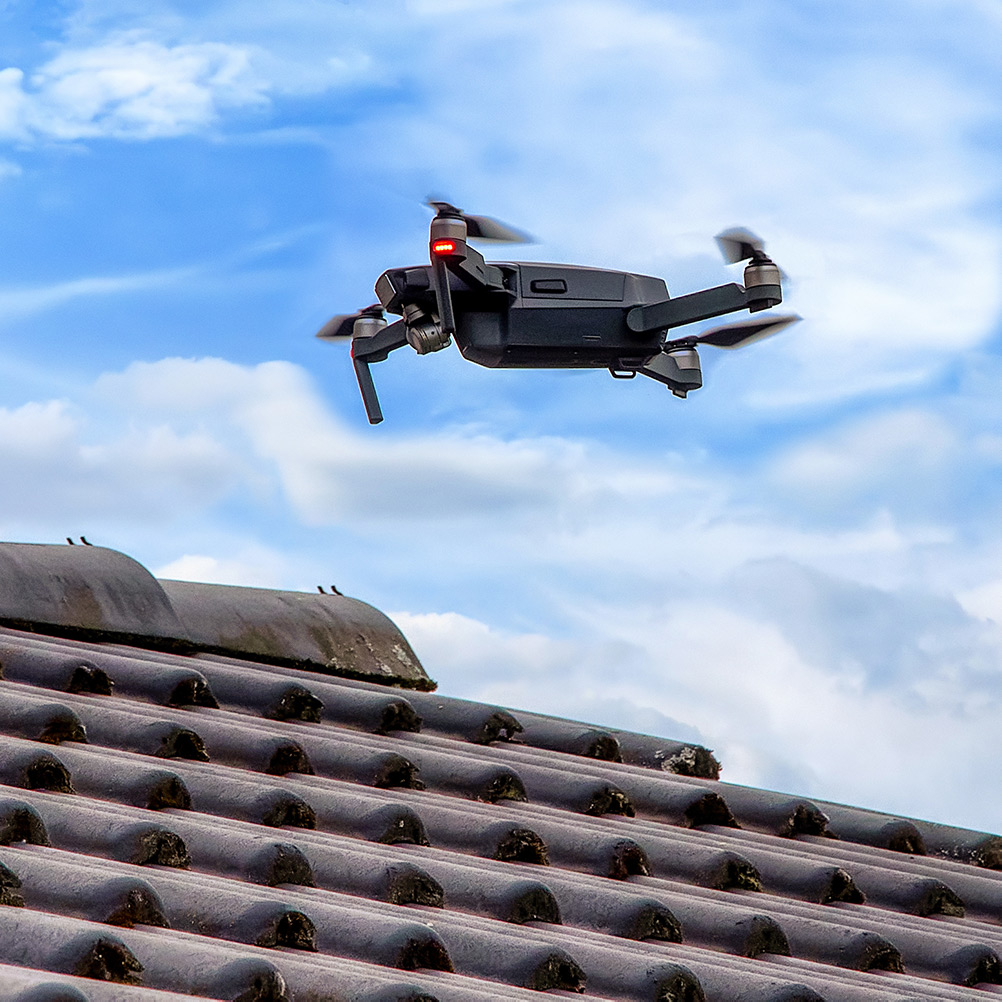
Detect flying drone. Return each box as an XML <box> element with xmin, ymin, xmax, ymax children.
<box><xmin>317</xmin><ymin>201</ymin><xmax>798</xmax><ymax>424</ymax></box>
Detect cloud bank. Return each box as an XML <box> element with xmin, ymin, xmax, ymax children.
<box><xmin>0</xmin><ymin>353</ymin><xmax>995</xmax><ymax>831</ymax></box>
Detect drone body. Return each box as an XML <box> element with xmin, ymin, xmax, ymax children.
<box><xmin>376</xmin><ymin>261</ymin><xmax>671</xmax><ymax>368</ymax></box>
<box><xmin>319</xmin><ymin>202</ymin><xmax>797</xmax><ymax>423</ymax></box>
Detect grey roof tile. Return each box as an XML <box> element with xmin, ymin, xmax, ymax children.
<box><xmin>0</xmin><ymin>852</ymin><xmax>169</xmax><ymax>930</ymax></box>
<box><xmin>0</xmin><ymin>627</ymin><xmax>425</xmax><ymax>736</ymax></box>
<box><xmin>0</xmin><ymin>645</ymin><xmax>114</xmax><ymax>698</ymax></box>
<box><xmin>100</xmin><ymin>646</ymin><xmax>423</xmax><ymax>734</ymax></box>
<box><xmin>0</xmin><ymin>798</ymin><xmax>50</xmax><ymax>848</ymax></box>
<box><xmin>760</xmin><ymin>952</ymin><xmax>994</xmax><ymax>1000</ymax></box>
<box><xmin>0</xmin><ymin>745</ymin><xmax>74</xmax><ymax>795</ymax></box>
<box><xmin>0</xmin><ymin>962</ymin><xmax>206</xmax><ymax>1002</ymax></box>
<box><xmin>793</xmin><ymin>837</ymin><xmax>1002</xmax><ymax>923</ymax></box>
<box><xmin>404</xmin><ymin>696</ymin><xmax>522</xmax><ymax>745</ymax></box>
<box><xmin>699</xmin><ymin>826</ymin><xmax>968</xmax><ymax>915</ymax></box>
<box><xmin>0</xmin><ymin>692</ymin><xmax>87</xmax><ymax>746</ymax></box>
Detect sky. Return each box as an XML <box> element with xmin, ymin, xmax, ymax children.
<box><xmin>1</xmin><ymin>0</ymin><xmax>1002</xmax><ymax>832</ymax></box>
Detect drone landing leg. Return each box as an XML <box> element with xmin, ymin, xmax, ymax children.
<box><xmin>618</xmin><ymin>348</ymin><xmax>703</xmax><ymax>398</ymax></box>
<box><xmin>348</xmin><ymin>319</ymin><xmax>409</xmax><ymax>424</ymax></box>
<box><xmin>353</xmin><ymin>356</ymin><xmax>383</xmax><ymax>425</ymax></box>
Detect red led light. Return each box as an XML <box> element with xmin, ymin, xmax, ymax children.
<box><xmin>432</xmin><ymin>239</ymin><xmax>456</xmax><ymax>256</ymax></box>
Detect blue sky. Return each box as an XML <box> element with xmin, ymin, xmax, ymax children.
<box><xmin>2</xmin><ymin>0</ymin><xmax>1002</xmax><ymax>831</ymax></box>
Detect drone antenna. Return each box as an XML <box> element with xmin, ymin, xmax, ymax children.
<box><xmin>426</xmin><ymin>202</ymin><xmax>469</xmax><ymax>336</ymax></box>
<box><xmin>425</xmin><ymin>199</ymin><xmax>530</xmax><ymax>337</ymax></box>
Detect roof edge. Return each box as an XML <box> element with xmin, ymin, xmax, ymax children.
<box><xmin>160</xmin><ymin>579</ymin><xmax>434</xmax><ymax>692</ymax></box>
<box><xmin>0</xmin><ymin>542</ymin><xmax>434</xmax><ymax>691</ymax></box>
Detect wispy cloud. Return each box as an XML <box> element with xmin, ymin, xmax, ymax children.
<box><xmin>0</xmin><ymin>265</ymin><xmax>199</xmax><ymax>320</ymax></box>
<box><xmin>0</xmin><ymin>221</ymin><xmax>323</xmax><ymax>321</ymax></box>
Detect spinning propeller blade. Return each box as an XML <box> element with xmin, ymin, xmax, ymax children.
<box><xmin>315</xmin><ymin>314</ymin><xmax>358</xmax><ymax>341</ymax></box>
<box><xmin>715</xmin><ymin>227</ymin><xmax>766</xmax><ymax>264</ymax></box>
<box><xmin>315</xmin><ymin>305</ymin><xmax>384</xmax><ymax>342</ymax></box>
<box><xmin>463</xmin><ymin>214</ymin><xmax>533</xmax><ymax>242</ymax></box>
<box><xmin>425</xmin><ymin>198</ymin><xmax>533</xmax><ymax>243</ymax></box>
<box><xmin>716</xmin><ymin>226</ymin><xmax>789</xmax><ymax>283</ymax></box>
<box><xmin>695</xmin><ymin>313</ymin><xmax>800</xmax><ymax>349</ymax></box>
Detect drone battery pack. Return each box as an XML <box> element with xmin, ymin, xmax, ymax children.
<box><xmin>455</xmin><ymin>263</ymin><xmax>668</xmax><ymax>369</ymax></box>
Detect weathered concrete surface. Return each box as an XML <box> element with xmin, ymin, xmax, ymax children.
<box><xmin>159</xmin><ymin>579</ymin><xmax>434</xmax><ymax>690</ymax></box>
<box><xmin>0</xmin><ymin>542</ymin><xmax>434</xmax><ymax>689</ymax></box>
<box><xmin>0</xmin><ymin>543</ymin><xmax>187</xmax><ymax>644</ymax></box>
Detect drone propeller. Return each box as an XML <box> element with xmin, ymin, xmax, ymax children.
<box><xmin>315</xmin><ymin>314</ymin><xmax>357</xmax><ymax>342</ymax></box>
<box><xmin>426</xmin><ymin>199</ymin><xmax>532</xmax><ymax>243</ymax></box>
<box><xmin>715</xmin><ymin>227</ymin><xmax>768</xmax><ymax>264</ymax></box>
<box><xmin>315</xmin><ymin>304</ymin><xmax>384</xmax><ymax>342</ymax></box>
<box><xmin>715</xmin><ymin>226</ymin><xmax>790</xmax><ymax>292</ymax></box>
<box><xmin>690</xmin><ymin>313</ymin><xmax>800</xmax><ymax>350</ymax></box>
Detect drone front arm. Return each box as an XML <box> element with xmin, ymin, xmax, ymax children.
<box><xmin>430</xmin><ymin>240</ymin><xmax>508</xmax><ymax>336</ymax></box>
<box><xmin>626</xmin><ymin>281</ymin><xmax>782</xmax><ymax>336</ymax></box>
<box><xmin>449</xmin><ymin>244</ymin><xmax>505</xmax><ymax>292</ymax></box>
<box><xmin>350</xmin><ymin>319</ymin><xmax>409</xmax><ymax>425</ymax></box>
<box><xmin>621</xmin><ymin>348</ymin><xmax>703</xmax><ymax>398</ymax></box>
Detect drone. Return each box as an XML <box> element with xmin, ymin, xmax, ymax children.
<box><xmin>317</xmin><ymin>201</ymin><xmax>798</xmax><ymax>424</ymax></box>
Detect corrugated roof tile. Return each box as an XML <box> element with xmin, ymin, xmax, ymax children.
<box><xmin>0</xmin><ymin>567</ymin><xmax>1001</xmax><ymax>1002</ymax></box>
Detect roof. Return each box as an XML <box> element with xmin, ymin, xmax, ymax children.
<box><xmin>1</xmin><ymin>544</ymin><xmax>1001</xmax><ymax>1002</ymax></box>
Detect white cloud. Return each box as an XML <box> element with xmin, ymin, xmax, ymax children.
<box><xmin>0</xmin><ymin>395</ymin><xmax>246</xmax><ymax>529</ymax></box>
<box><xmin>0</xmin><ymin>400</ymin><xmax>78</xmax><ymax>454</ymax></box>
<box><xmin>1</xmin><ymin>34</ymin><xmax>267</xmax><ymax>140</ymax></box>
<box><xmin>87</xmin><ymin>355</ymin><xmax>991</xmax><ymax>600</ymax></box>
<box><xmin>154</xmin><ymin>551</ymin><xmax>287</xmax><ymax>587</ymax></box>
<box><xmin>397</xmin><ymin>569</ymin><xmax>1002</xmax><ymax>832</ymax></box>
<box><xmin>767</xmin><ymin>409</ymin><xmax>957</xmax><ymax>508</ymax></box>
<box><xmin>957</xmin><ymin>578</ymin><xmax>1002</xmax><ymax>624</ymax></box>
<box><xmin>0</xmin><ymin>68</ymin><xmax>28</xmax><ymax>139</ymax></box>
<box><xmin>96</xmin><ymin>356</ymin><xmax>698</xmax><ymax>527</ymax></box>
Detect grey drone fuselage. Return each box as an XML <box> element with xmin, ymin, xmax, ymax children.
<box><xmin>320</xmin><ymin>205</ymin><xmax>793</xmax><ymax>424</ymax></box>
<box><xmin>377</xmin><ymin>261</ymin><xmax>671</xmax><ymax>369</ymax></box>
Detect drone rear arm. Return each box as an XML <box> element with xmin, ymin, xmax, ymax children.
<box><xmin>626</xmin><ymin>281</ymin><xmax>782</xmax><ymax>335</ymax></box>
